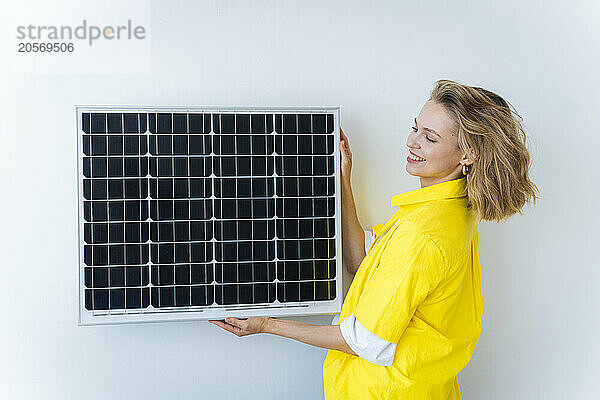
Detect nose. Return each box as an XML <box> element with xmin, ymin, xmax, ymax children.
<box><xmin>406</xmin><ymin>131</ymin><xmax>420</xmax><ymax>149</ymax></box>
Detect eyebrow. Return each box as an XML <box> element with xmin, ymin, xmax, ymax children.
<box><xmin>415</xmin><ymin>117</ymin><xmax>441</xmax><ymax>138</ymax></box>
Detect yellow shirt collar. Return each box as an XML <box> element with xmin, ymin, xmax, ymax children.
<box><xmin>391</xmin><ymin>177</ymin><xmax>468</xmax><ymax>207</ymax></box>
<box><xmin>372</xmin><ymin>177</ymin><xmax>468</xmax><ymax>238</ymax></box>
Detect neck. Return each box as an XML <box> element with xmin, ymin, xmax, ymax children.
<box><xmin>419</xmin><ymin>174</ymin><xmax>463</xmax><ymax>189</ymax></box>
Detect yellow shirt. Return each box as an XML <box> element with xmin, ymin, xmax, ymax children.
<box><xmin>323</xmin><ymin>177</ymin><xmax>482</xmax><ymax>399</ymax></box>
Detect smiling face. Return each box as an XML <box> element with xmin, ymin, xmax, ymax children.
<box><xmin>406</xmin><ymin>100</ymin><xmax>472</xmax><ymax>188</ymax></box>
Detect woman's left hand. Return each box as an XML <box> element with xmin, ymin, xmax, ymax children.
<box><xmin>208</xmin><ymin>317</ymin><xmax>269</xmax><ymax>337</ymax></box>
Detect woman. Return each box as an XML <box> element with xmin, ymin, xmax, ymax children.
<box><xmin>209</xmin><ymin>79</ymin><xmax>539</xmax><ymax>399</ymax></box>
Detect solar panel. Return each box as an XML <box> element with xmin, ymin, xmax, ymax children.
<box><xmin>76</xmin><ymin>107</ymin><xmax>342</xmax><ymax>325</ymax></box>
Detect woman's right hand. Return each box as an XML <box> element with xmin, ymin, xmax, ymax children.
<box><xmin>340</xmin><ymin>127</ymin><xmax>352</xmax><ymax>184</ymax></box>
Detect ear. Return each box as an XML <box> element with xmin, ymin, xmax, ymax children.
<box><xmin>461</xmin><ymin>147</ymin><xmax>477</xmax><ymax>167</ymax></box>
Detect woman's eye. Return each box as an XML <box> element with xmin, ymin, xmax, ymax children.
<box><xmin>413</xmin><ymin>127</ymin><xmax>436</xmax><ymax>143</ymax></box>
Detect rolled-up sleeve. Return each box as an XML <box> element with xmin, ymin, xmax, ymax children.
<box><xmin>339</xmin><ymin>313</ymin><xmax>397</xmax><ymax>366</ymax></box>
<box><xmin>364</xmin><ymin>229</ymin><xmax>376</xmax><ymax>254</ymax></box>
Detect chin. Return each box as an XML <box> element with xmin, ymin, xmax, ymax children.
<box><xmin>405</xmin><ymin>164</ymin><xmax>421</xmax><ymax>177</ymax></box>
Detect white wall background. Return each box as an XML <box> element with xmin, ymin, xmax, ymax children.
<box><xmin>1</xmin><ymin>0</ymin><xmax>598</xmax><ymax>399</ymax></box>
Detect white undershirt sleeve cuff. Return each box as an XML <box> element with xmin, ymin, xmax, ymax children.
<box><xmin>364</xmin><ymin>229</ymin><xmax>376</xmax><ymax>254</ymax></box>
<box><xmin>338</xmin><ymin>313</ymin><xmax>396</xmax><ymax>366</ymax></box>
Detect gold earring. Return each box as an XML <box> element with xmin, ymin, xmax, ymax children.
<box><xmin>462</xmin><ymin>164</ymin><xmax>470</xmax><ymax>176</ymax></box>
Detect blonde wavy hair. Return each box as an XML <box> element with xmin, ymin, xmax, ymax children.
<box><xmin>429</xmin><ymin>79</ymin><xmax>540</xmax><ymax>222</ymax></box>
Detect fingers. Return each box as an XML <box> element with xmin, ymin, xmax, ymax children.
<box><xmin>339</xmin><ymin>127</ymin><xmax>351</xmax><ymax>155</ymax></box>
<box><xmin>226</xmin><ymin>317</ymin><xmax>243</xmax><ymax>328</ymax></box>
<box><xmin>209</xmin><ymin>318</ymin><xmax>251</xmax><ymax>336</ymax></box>
<box><xmin>209</xmin><ymin>319</ymin><xmax>244</xmax><ymax>335</ymax></box>
<box><xmin>340</xmin><ymin>127</ymin><xmax>348</xmax><ymax>142</ymax></box>
<box><xmin>340</xmin><ymin>137</ymin><xmax>351</xmax><ymax>157</ymax></box>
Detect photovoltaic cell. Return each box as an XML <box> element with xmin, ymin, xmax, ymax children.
<box><xmin>78</xmin><ymin>108</ymin><xmax>340</xmax><ymax>323</ymax></box>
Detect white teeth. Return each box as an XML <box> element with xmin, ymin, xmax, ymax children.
<box><xmin>408</xmin><ymin>154</ymin><xmax>425</xmax><ymax>161</ymax></box>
